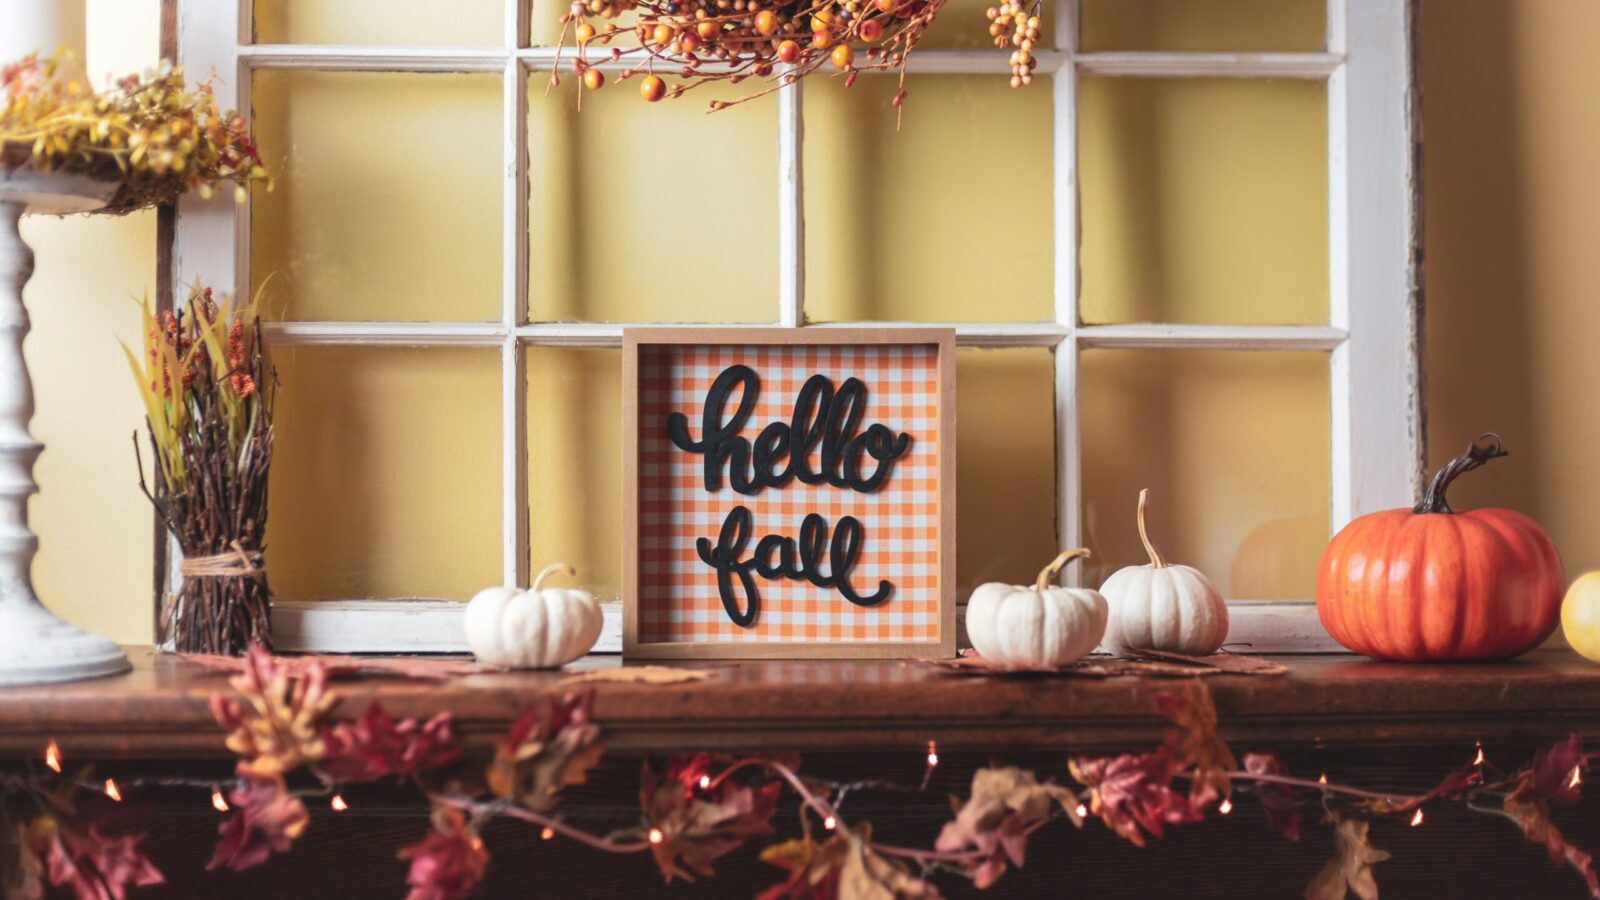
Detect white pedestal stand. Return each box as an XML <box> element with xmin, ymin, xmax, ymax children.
<box><xmin>0</xmin><ymin>168</ymin><xmax>130</xmax><ymax>685</ymax></box>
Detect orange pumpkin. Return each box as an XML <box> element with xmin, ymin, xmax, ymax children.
<box><xmin>1316</xmin><ymin>434</ymin><xmax>1563</xmax><ymax>661</ymax></box>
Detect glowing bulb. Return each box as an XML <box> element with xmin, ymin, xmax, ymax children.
<box><xmin>104</xmin><ymin>779</ymin><xmax>122</xmax><ymax>802</ymax></box>
<box><xmin>44</xmin><ymin>742</ymin><xmax>61</xmax><ymax>773</ymax></box>
<box><xmin>1410</xmin><ymin>808</ymin><xmax>1423</xmax><ymax>827</ymax></box>
<box><xmin>212</xmin><ymin>789</ymin><xmax>229</xmax><ymax>812</ymax></box>
<box><xmin>648</xmin><ymin>828</ymin><xmax>664</xmax><ymax>845</ymax></box>
<box><xmin>925</xmin><ymin>741</ymin><xmax>939</xmax><ymax>768</ymax></box>
<box><xmin>1474</xmin><ymin>744</ymin><xmax>1485</xmax><ymax>766</ymax></box>
<box><xmin>330</xmin><ymin>794</ymin><xmax>348</xmax><ymax>812</ymax></box>
<box><xmin>1218</xmin><ymin>799</ymin><xmax>1233</xmax><ymax>815</ymax></box>
<box><xmin>698</xmin><ymin>775</ymin><xmax>711</xmax><ymax>790</ymax></box>
<box><xmin>1570</xmin><ymin>767</ymin><xmax>1583</xmax><ymax>789</ymax></box>
<box><xmin>1317</xmin><ymin>773</ymin><xmax>1328</xmax><ymax>785</ymax></box>
<box><xmin>823</xmin><ymin>816</ymin><xmax>837</xmax><ymax>831</ymax></box>
<box><xmin>540</xmin><ymin>827</ymin><xmax>554</xmax><ymax>841</ymax></box>
<box><xmin>1074</xmin><ymin>804</ymin><xmax>1088</xmax><ymax>819</ymax></box>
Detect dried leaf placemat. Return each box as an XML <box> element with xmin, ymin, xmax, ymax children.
<box><xmin>557</xmin><ymin>666</ymin><xmax>714</xmax><ymax>687</ymax></box>
<box><xmin>182</xmin><ymin>653</ymin><xmax>496</xmax><ymax>681</ymax></box>
<box><xmin>924</xmin><ymin>648</ymin><xmax>1287</xmax><ymax>678</ymax></box>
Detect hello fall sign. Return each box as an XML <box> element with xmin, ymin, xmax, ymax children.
<box><xmin>623</xmin><ymin>329</ymin><xmax>955</xmax><ymax>659</ymax></box>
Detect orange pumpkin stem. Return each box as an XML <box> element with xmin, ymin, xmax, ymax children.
<box><xmin>1414</xmin><ymin>433</ymin><xmax>1507</xmax><ymax>515</ymax></box>
<box><xmin>1035</xmin><ymin>548</ymin><xmax>1091</xmax><ymax>593</ymax></box>
<box><xmin>1136</xmin><ymin>489</ymin><xmax>1169</xmax><ymax>568</ymax></box>
<box><xmin>532</xmin><ymin>562</ymin><xmax>576</xmax><ymax>591</ymax></box>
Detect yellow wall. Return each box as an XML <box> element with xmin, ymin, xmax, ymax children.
<box><xmin>29</xmin><ymin>0</ymin><xmax>1600</xmax><ymax>643</ymax></box>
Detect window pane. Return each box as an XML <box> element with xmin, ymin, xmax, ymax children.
<box><xmin>268</xmin><ymin>347</ymin><xmax>502</xmax><ymax>600</ymax></box>
<box><xmin>528</xmin><ymin>78</ymin><xmax>778</xmax><ymax>323</ymax></box>
<box><xmin>1078</xmin><ymin>77</ymin><xmax>1327</xmax><ymax>325</ymax></box>
<box><xmin>1078</xmin><ymin>349</ymin><xmax>1329</xmax><ymax>600</ymax></box>
<box><xmin>920</xmin><ymin>0</ymin><xmax>1055</xmax><ymax>51</ymax></box>
<box><xmin>806</xmin><ymin>76</ymin><xmax>1052</xmax><ymax>323</ymax></box>
<box><xmin>254</xmin><ymin>0</ymin><xmax>503</xmax><ymax>45</ymax></box>
<box><xmin>252</xmin><ymin>71</ymin><xmax>502</xmax><ymax>322</ymax></box>
<box><xmin>957</xmin><ymin>348</ymin><xmax>1056</xmax><ymax>602</ymax></box>
<box><xmin>526</xmin><ymin>347</ymin><xmax>622</xmax><ymax>602</ymax></box>
<box><xmin>1079</xmin><ymin>0</ymin><xmax>1324</xmax><ymax>52</ymax></box>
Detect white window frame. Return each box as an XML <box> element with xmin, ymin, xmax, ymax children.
<box><xmin>168</xmin><ymin>0</ymin><xmax>1420</xmax><ymax>654</ymax></box>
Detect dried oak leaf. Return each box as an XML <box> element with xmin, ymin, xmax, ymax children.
<box><xmin>1304</xmin><ymin>814</ymin><xmax>1390</xmax><ymax>900</ymax></box>
<box><xmin>209</xmin><ymin>645</ymin><xmax>336</xmax><ymax>775</ymax></box>
<box><xmin>186</xmin><ymin>653</ymin><xmax>494</xmax><ymax>681</ymax></box>
<box><xmin>558</xmin><ymin>666</ymin><xmax>713</xmax><ymax>686</ymax></box>
<box><xmin>1156</xmin><ymin>687</ymin><xmax>1236</xmax><ymax>809</ymax></box>
<box><xmin>759</xmin><ymin>824</ymin><xmax>942</xmax><ymax>900</ymax></box>
<box><xmin>208</xmin><ymin>763</ymin><xmax>310</xmax><ymax>872</ymax></box>
<box><xmin>398</xmin><ymin>805</ymin><xmax>489</xmax><ymax>900</ymax></box>
<box><xmin>1242</xmin><ymin>752</ymin><xmax>1300</xmax><ymax>841</ymax></box>
<box><xmin>641</xmin><ymin>758</ymin><xmax>781</xmax><ymax>883</ymax></box>
<box><xmin>1069</xmin><ymin>746</ymin><xmax>1198</xmax><ymax>847</ymax></box>
<box><xmin>320</xmin><ymin>701</ymin><xmax>460</xmax><ymax>784</ymax></box>
<box><xmin>37</xmin><ymin>818</ymin><xmax>163</xmax><ymax>900</ymax></box>
<box><xmin>1499</xmin><ymin>734</ymin><xmax>1599</xmax><ymax>899</ymax></box>
<box><xmin>485</xmin><ymin>690</ymin><xmax>602</xmax><ymax>813</ymax></box>
<box><xmin>934</xmin><ymin>767</ymin><xmax>1083</xmax><ymax>889</ymax></box>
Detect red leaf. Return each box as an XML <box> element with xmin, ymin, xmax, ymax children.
<box><xmin>1069</xmin><ymin>747</ymin><xmax>1199</xmax><ymax>846</ymax></box>
<box><xmin>1521</xmin><ymin>734</ymin><xmax>1585</xmax><ymax>805</ymax></box>
<box><xmin>399</xmin><ymin>805</ymin><xmax>489</xmax><ymax>900</ymax></box>
<box><xmin>320</xmin><ymin>701</ymin><xmax>460</xmax><ymax>783</ymax></box>
<box><xmin>485</xmin><ymin>691</ymin><xmax>603</xmax><ymax>813</ymax></box>
<box><xmin>1242</xmin><ymin>753</ymin><xmax>1301</xmax><ymax>841</ymax></box>
<box><xmin>934</xmin><ymin>767</ymin><xmax>1081</xmax><ymax>888</ymax></box>
<box><xmin>208</xmin><ymin>763</ymin><xmax>310</xmax><ymax>871</ymax></box>
<box><xmin>41</xmin><ymin>821</ymin><xmax>163</xmax><ymax>900</ymax></box>
<box><xmin>642</xmin><ymin>758</ymin><xmax>781</xmax><ymax>882</ymax></box>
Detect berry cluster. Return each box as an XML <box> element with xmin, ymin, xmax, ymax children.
<box><xmin>986</xmin><ymin>0</ymin><xmax>1041</xmax><ymax>87</ymax></box>
<box><xmin>553</xmin><ymin>0</ymin><xmax>1041</xmax><ymax>110</ymax></box>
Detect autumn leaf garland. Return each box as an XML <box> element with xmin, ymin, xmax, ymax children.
<box><xmin>4</xmin><ymin>648</ymin><xmax>1600</xmax><ymax>900</ymax></box>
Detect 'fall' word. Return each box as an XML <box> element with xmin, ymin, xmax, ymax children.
<box><xmin>697</xmin><ymin>505</ymin><xmax>892</xmax><ymax>627</ymax></box>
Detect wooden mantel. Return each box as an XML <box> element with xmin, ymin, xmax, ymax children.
<box><xmin>4</xmin><ymin>648</ymin><xmax>1600</xmax><ymax>758</ymax></box>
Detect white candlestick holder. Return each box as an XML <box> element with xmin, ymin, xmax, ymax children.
<box><xmin>0</xmin><ymin>167</ymin><xmax>130</xmax><ymax>685</ymax></box>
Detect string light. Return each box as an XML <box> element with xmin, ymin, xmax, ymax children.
<box><xmin>925</xmin><ymin>741</ymin><xmax>939</xmax><ymax>768</ymax></box>
<box><xmin>1317</xmin><ymin>773</ymin><xmax>1328</xmax><ymax>786</ymax></box>
<box><xmin>1217</xmin><ymin>799</ymin><xmax>1233</xmax><ymax>815</ymax></box>
<box><xmin>1570</xmin><ymin>767</ymin><xmax>1583</xmax><ymax>789</ymax></box>
<box><xmin>1474</xmin><ymin>743</ymin><xmax>1485</xmax><ymax>766</ymax></box>
<box><xmin>103</xmin><ymin>779</ymin><xmax>122</xmax><ymax>802</ymax></box>
<box><xmin>823</xmin><ymin>816</ymin><xmax>837</xmax><ymax>831</ymax></box>
<box><xmin>1074</xmin><ymin>804</ymin><xmax>1088</xmax><ymax>819</ymax></box>
<box><xmin>648</xmin><ymin>828</ymin><xmax>664</xmax><ymax>845</ymax></box>
<box><xmin>212</xmin><ymin>789</ymin><xmax>229</xmax><ymax>812</ymax></box>
<box><xmin>1410</xmin><ymin>808</ymin><xmax>1424</xmax><ymax>827</ymax></box>
<box><xmin>698</xmin><ymin>775</ymin><xmax>711</xmax><ymax>790</ymax></box>
<box><xmin>330</xmin><ymin>794</ymin><xmax>348</xmax><ymax>812</ymax></box>
<box><xmin>540</xmin><ymin>827</ymin><xmax>555</xmax><ymax>841</ymax></box>
<box><xmin>44</xmin><ymin>741</ymin><xmax>61</xmax><ymax>773</ymax></box>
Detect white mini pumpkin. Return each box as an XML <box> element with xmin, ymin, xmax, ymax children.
<box><xmin>1100</xmin><ymin>490</ymin><xmax>1229</xmax><ymax>656</ymax></box>
<box><xmin>966</xmin><ymin>548</ymin><xmax>1108</xmax><ymax>667</ymax></box>
<box><xmin>464</xmin><ymin>563</ymin><xmax>602</xmax><ymax>669</ymax></box>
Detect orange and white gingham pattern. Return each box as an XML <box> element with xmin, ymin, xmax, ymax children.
<box><xmin>638</xmin><ymin>343</ymin><xmax>940</xmax><ymax>645</ymax></box>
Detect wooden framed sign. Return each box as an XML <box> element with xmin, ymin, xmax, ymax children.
<box><xmin>623</xmin><ymin>328</ymin><xmax>956</xmax><ymax>659</ymax></box>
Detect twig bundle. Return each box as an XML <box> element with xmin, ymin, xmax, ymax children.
<box><xmin>127</xmin><ymin>284</ymin><xmax>275</xmax><ymax>654</ymax></box>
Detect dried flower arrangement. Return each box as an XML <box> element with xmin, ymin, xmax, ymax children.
<box><xmin>0</xmin><ymin>52</ymin><xmax>270</xmax><ymax>213</ymax></box>
<box><xmin>127</xmin><ymin>285</ymin><xmax>276</xmax><ymax>655</ymax></box>
<box><xmin>553</xmin><ymin>0</ymin><xmax>1044</xmax><ymax>112</ymax></box>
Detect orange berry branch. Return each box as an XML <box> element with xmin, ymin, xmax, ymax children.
<box><xmin>549</xmin><ymin>0</ymin><xmax>1045</xmax><ymax>115</ymax></box>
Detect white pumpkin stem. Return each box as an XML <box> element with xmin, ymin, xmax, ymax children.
<box><xmin>1136</xmin><ymin>489</ymin><xmax>1168</xmax><ymax>569</ymax></box>
<box><xmin>532</xmin><ymin>562</ymin><xmax>576</xmax><ymax>591</ymax></box>
<box><xmin>1035</xmin><ymin>548</ymin><xmax>1091</xmax><ymax>593</ymax></box>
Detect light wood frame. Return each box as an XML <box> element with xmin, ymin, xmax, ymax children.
<box><xmin>621</xmin><ymin>327</ymin><xmax>957</xmax><ymax>659</ymax></box>
<box><xmin>166</xmin><ymin>0</ymin><xmax>1420</xmax><ymax>654</ymax></box>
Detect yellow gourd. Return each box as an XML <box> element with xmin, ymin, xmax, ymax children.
<box><xmin>1561</xmin><ymin>572</ymin><xmax>1600</xmax><ymax>663</ymax></box>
